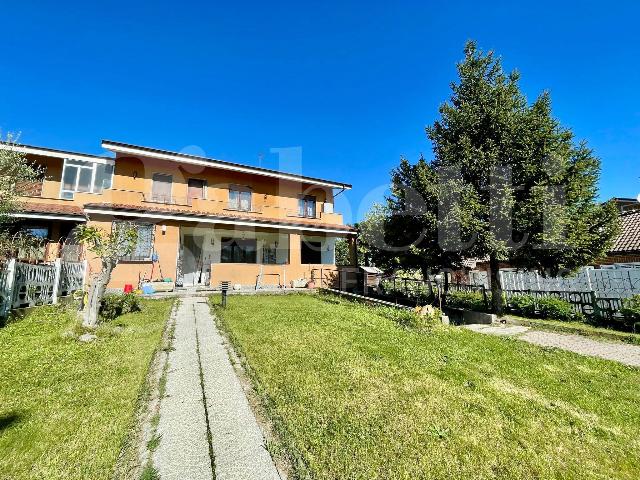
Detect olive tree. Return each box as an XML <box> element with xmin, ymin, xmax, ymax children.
<box><xmin>76</xmin><ymin>223</ymin><xmax>138</xmax><ymax>327</ymax></box>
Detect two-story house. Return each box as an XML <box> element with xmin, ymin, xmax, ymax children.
<box><xmin>2</xmin><ymin>140</ymin><xmax>355</xmax><ymax>289</ymax></box>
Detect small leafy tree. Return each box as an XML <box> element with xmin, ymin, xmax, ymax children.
<box><xmin>355</xmin><ymin>204</ymin><xmax>398</xmax><ymax>270</ymax></box>
<box><xmin>76</xmin><ymin>223</ymin><xmax>138</xmax><ymax>327</ymax></box>
<box><xmin>334</xmin><ymin>238</ymin><xmax>351</xmax><ymax>266</ymax></box>
<box><xmin>0</xmin><ymin>133</ymin><xmax>44</xmax><ymax>255</ymax></box>
<box><xmin>0</xmin><ymin>231</ymin><xmax>45</xmax><ymax>261</ymax></box>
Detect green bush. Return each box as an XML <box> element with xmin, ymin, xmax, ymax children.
<box><xmin>536</xmin><ymin>296</ymin><xmax>582</xmax><ymax>321</ymax></box>
<box><xmin>445</xmin><ymin>290</ymin><xmax>488</xmax><ymax>312</ymax></box>
<box><xmin>507</xmin><ymin>293</ymin><xmax>582</xmax><ymax>322</ymax></box>
<box><xmin>621</xmin><ymin>295</ymin><xmax>640</xmax><ymax>321</ymax></box>
<box><xmin>100</xmin><ymin>293</ymin><xmax>142</xmax><ymax>321</ymax></box>
<box><xmin>380</xmin><ymin>306</ymin><xmax>442</xmax><ymax>331</ymax></box>
<box><xmin>508</xmin><ymin>294</ymin><xmax>536</xmax><ymax>317</ymax></box>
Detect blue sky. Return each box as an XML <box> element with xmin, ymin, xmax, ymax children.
<box><xmin>1</xmin><ymin>1</ymin><xmax>639</xmax><ymax>223</ymax></box>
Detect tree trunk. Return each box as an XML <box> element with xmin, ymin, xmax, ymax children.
<box><xmin>83</xmin><ymin>260</ymin><xmax>115</xmax><ymax>328</ymax></box>
<box><xmin>420</xmin><ymin>265</ymin><xmax>430</xmax><ymax>282</ymax></box>
<box><xmin>489</xmin><ymin>255</ymin><xmax>504</xmax><ymax>316</ymax></box>
<box><xmin>420</xmin><ymin>266</ymin><xmax>434</xmax><ymax>298</ymax></box>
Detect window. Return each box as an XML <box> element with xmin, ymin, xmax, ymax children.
<box><xmin>221</xmin><ymin>238</ymin><xmax>257</xmax><ymax>263</ymax></box>
<box><xmin>151</xmin><ymin>173</ymin><xmax>173</xmax><ymax>203</ymax></box>
<box><xmin>93</xmin><ymin>164</ymin><xmax>114</xmax><ymax>192</ymax></box>
<box><xmin>60</xmin><ymin>159</ymin><xmax>113</xmax><ymax>199</ymax></box>
<box><xmin>114</xmin><ymin>222</ymin><xmax>154</xmax><ymax>261</ymax></box>
<box><xmin>188</xmin><ymin>178</ymin><xmax>206</xmax><ymax>200</ymax></box>
<box><xmin>262</xmin><ymin>243</ymin><xmax>277</xmax><ymax>264</ymax></box>
<box><xmin>301</xmin><ymin>240</ymin><xmax>322</xmax><ymax>264</ymax></box>
<box><xmin>298</xmin><ymin>195</ymin><xmax>317</xmax><ymax>218</ymax></box>
<box><xmin>228</xmin><ymin>188</ymin><xmax>251</xmax><ymax>211</ymax></box>
<box><xmin>25</xmin><ymin>226</ymin><xmax>49</xmax><ymax>239</ymax></box>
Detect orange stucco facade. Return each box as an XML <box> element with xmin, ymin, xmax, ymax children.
<box><xmin>9</xmin><ymin>141</ymin><xmax>355</xmax><ymax>290</ymax></box>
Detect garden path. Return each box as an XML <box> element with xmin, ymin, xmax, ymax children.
<box><xmin>154</xmin><ymin>296</ymin><xmax>281</xmax><ymax>480</ymax></box>
<box><xmin>464</xmin><ymin>323</ymin><xmax>640</xmax><ymax>367</ymax></box>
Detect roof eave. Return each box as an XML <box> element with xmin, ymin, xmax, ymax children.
<box><xmin>0</xmin><ymin>142</ymin><xmax>114</xmax><ymax>164</ymax></box>
<box><xmin>101</xmin><ymin>140</ymin><xmax>351</xmax><ymax>190</ymax></box>
<box><xmin>84</xmin><ymin>204</ymin><xmax>355</xmax><ymax>235</ymax></box>
<box><xmin>10</xmin><ymin>212</ymin><xmax>87</xmax><ymax>222</ymax></box>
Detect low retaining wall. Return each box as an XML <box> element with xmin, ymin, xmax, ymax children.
<box><xmin>444</xmin><ymin>307</ymin><xmax>497</xmax><ymax>325</ymax></box>
<box><xmin>320</xmin><ymin>288</ymin><xmax>412</xmax><ymax>310</ymax></box>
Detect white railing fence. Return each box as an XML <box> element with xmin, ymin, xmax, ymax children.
<box><xmin>469</xmin><ymin>265</ymin><xmax>640</xmax><ymax>300</ymax></box>
<box><xmin>0</xmin><ymin>259</ymin><xmax>87</xmax><ymax>318</ymax></box>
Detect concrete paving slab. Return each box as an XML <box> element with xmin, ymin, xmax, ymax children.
<box><xmin>153</xmin><ymin>296</ymin><xmax>280</xmax><ymax>480</ymax></box>
<box><xmin>194</xmin><ymin>299</ymin><xmax>281</xmax><ymax>480</ymax></box>
<box><xmin>154</xmin><ymin>298</ymin><xmax>214</xmax><ymax>480</ymax></box>
<box><xmin>464</xmin><ymin>322</ymin><xmax>640</xmax><ymax>367</ymax></box>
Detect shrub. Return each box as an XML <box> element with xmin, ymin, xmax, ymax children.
<box><xmin>100</xmin><ymin>293</ymin><xmax>142</xmax><ymax>321</ymax></box>
<box><xmin>535</xmin><ymin>296</ymin><xmax>582</xmax><ymax>321</ymax></box>
<box><xmin>507</xmin><ymin>294</ymin><xmax>582</xmax><ymax>322</ymax></box>
<box><xmin>380</xmin><ymin>305</ymin><xmax>442</xmax><ymax>331</ymax></box>
<box><xmin>621</xmin><ymin>295</ymin><xmax>640</xmax><ymax>321</ymax></box>
<box><xmin>508</xmin><ymin>294</ymin><xmax>537</xmax><ymax>317</ymax></box>
<box><xmin>445</xmin><ymin>290</ymin><xmax>488</xmax><ymax>312</ymax></box>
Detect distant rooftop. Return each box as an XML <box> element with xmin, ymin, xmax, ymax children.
<box><xmin>612</xmin><ymin>197</ymin><xmax>640</xmax><ymax>213</ymax></box>
<box><xmin>610</xmin><ymin>209</ymin><xmax>640</xmax><ymax>254</ymax></box>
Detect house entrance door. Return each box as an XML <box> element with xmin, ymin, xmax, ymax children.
<box><xmin>182</xmin><ymin>235</ymin><xmax>204</xmax><ymax>286</ymax></box>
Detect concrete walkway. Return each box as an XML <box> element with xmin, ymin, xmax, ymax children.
<box><xmin>155</xmin><ymin>296</ymin><xmax>281</xmax><ymax>480</ymax></box>
<box><xmin>464</xmin><ymin>323</ymin><xmax>640</xmax><ymax>367</ymax></box>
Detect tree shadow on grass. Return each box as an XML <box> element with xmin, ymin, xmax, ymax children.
<box><xmin>0</xmin><ymin>411</ymin><xmax>24</xmax><ymax>433</ymax></box>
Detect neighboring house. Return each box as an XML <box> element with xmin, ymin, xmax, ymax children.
<box><xmin>612</xmin><ymin>197</ymin><xmax>640</xmax><ymax>213</ymax></box>
<box><xmin>2</xmin><ymin>140</ymin><xmax>356</xmax><ymax>289</ymax></box>
<box><xmin>596</xmin><ymin>208</ymin><xmax>640</xmax><ymax>266</ymax></box>
<box><xmin>467</xmin><ymin>197</ymin><xmax>640</xmax><ymax>276</ymax></box>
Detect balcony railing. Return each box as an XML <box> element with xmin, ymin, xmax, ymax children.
<box><xmin>224</xmin><ymin>203</ymin><xmax>263</xmax><ymax>214</ymax></box>
<box><xmin>285</xmin><ymin>208</ymin><xmax>321</xmax><ymax>220</ymax></box>
<box><xmin>143</xmin><ymin>193</ymin><xmax>193</xmax><ymax>207</ymax></box>
<box><xmin>18</xmin><ymin>188</ymin><xmax>343</xmax><ymax>226</ymax></box>
<box><xmin>18</xmin><ymin>180</ymin><xmax>44</xmax><ymax>197</ymax></box>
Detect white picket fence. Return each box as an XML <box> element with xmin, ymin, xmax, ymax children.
<box><xmin>0</xmin><ymin>259</ymin><xmax>87</xmax><ymax>317</ymax></box>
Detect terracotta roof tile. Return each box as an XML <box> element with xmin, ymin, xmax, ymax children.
<box><xmin>20</xmin><ymin>202</ymin><xmax>85</xmax><ymax>217</ymax></box>
<box><xmin>610</xmin><ymin>210</ymin><xmax>640</xmax><ymax>254</ymax></box>
<box><xmin>84</xmin><ymin>202</ymin><xmax>355</xmax><ymax>233</ymax></box>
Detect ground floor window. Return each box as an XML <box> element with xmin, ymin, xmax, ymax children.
<box><xmin>301</xmin><ymin>240</ymin><xmax>322</xmax><ymax>264</ymax></box>
<box><xmin>221</xmin><ymin>238</ymin><xmax>257</xmax><ymax>263</ymax></box>
<box><xmin>115</xmin><ymin>221</ymin><xmax>154</xmax><ymax>261</ymax></box>
<box><xmin>262</xmin><ymin>243</ymin><xmax>278</xmax><ymax>264</ymax></box>
<box><xmin>25</xmin><ymin>225</ymin><xmax>49</xmax><ymax>239</ymax></box>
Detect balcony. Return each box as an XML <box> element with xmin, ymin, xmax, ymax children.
<box><xmin>18</xmin><ymin>188</ymin><xmax>344</xmax><ymax>226</ymax></box>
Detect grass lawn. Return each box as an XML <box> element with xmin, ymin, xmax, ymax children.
<box><xmin>215</xmin><ymin>293</ymin><xmax>640</xmax><ymax>480</ymax></box>
<box><xmin>0</xmin><ymin>299</ymin><xmax>173</xmax><ymax>480</ymax></box>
